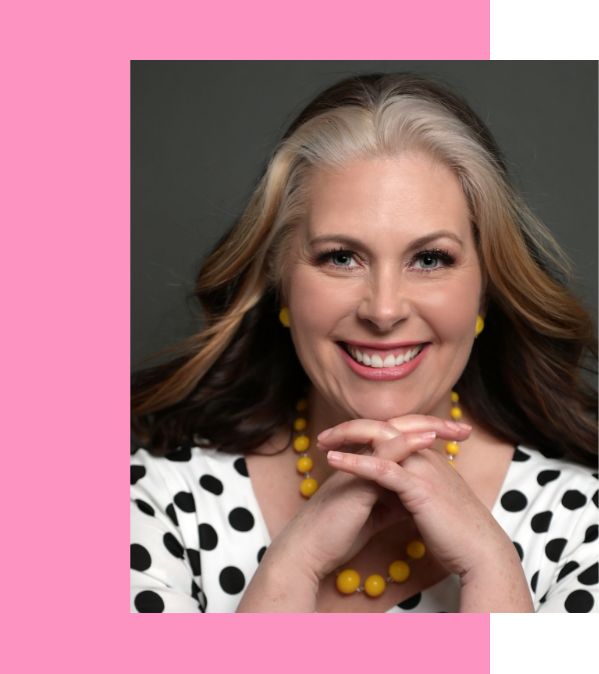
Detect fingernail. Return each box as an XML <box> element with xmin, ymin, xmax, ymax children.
<box><xmin>459</xmin><ymin>423</ymin><xmax>472</xmax><ymax>431</ymax></box>
<box><xmin>420</xmin><ymin>431</ymin><xmax>437</xmax><ymax>441</ymax></box>
<box><xmin>318</xmin><ymin>429</ymin><xmax>332</xmax><ymax>440</ymax></box>
<box><xmin>445</xmin><ymin>421</ymin><xmax>462</xmax><ymax>431</ymax></box>
<box><xmin>327</xmin><ymin>450</ymin><xmax>342</xmax><ymax>461</ymax></box>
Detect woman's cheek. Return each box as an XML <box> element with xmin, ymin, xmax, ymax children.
<box><xmin>423</xmin><ymin>284</ymin><xmax>479</xmax><ymax>337</ymax></box>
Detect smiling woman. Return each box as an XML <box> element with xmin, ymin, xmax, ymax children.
<box><xmin>285</xmin><ymin>154</ymin><xmax>482</xmax><ymax>421</ymax></box>
<box><xmin>131</xmin><ymin>72</ymin><xmax>598</xmax><ymax>614</ymax></box>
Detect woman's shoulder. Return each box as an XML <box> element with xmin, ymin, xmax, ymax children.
<box><xmin>131</xmin><ymin>445</ymin><xmax>248</xmax><ymax>478</ymax></box>
<box><xmin>503</xmin><ymin>444</ymin><xmax>597</xmax><ymax>520</ymax></box>
<box><xmin>498</xmin><ymin>444</ymin><xmax>598</xmax><ymax>612</ymax></box>
<box><xmin>131</xmin><ymin>445</ymin><xmax>252</xmax><ymax>507</ymax></box>
<box><xmin>511</xmin><ymin>444</ymin><xmax>597</xmax><ymax>494</ymax></box>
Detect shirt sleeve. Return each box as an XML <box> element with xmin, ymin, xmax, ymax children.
<box><xmin>130</xmin><ymin>451</ymin><xmax>206</xmax><ymax>613</ymax></box>
<box><xmin>536</xmin><ymin>483</ymin><xmax>598</xmax><ymax>613</ymax></box>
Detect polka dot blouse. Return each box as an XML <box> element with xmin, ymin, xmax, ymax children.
<box><xmin>130</xmin><ymin>445</ymin><xmax>598</xmax><ymax>613</ymax></box>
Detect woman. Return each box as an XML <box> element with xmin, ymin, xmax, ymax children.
<box><xmin>131</xmin><ymin>73</ymin><xmax>598</xmax><ymax>613</ymax></box>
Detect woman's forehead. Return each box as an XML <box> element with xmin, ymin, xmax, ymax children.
<box><xmin>301</xmin><ymin>154</ymin><xmax>473</xmax><ymax>244</ymax></box>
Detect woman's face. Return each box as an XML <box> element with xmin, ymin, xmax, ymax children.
<box><xmin>283</xmin><ymin>152</ymin><xmax>484</xmax><ymax>423</ymax></box>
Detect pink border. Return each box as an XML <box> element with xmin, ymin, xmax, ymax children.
<box><xmin>4</xmin><ymin>0</ymin><xmax>490</xmax><ymax>671</ymax></box>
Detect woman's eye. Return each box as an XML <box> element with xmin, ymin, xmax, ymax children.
<box><xmin>417</xmin><ymin>252</ymin><xmax>440</xmax><ymax>269</ymax></box>
<box><xmin>318</xmin><ymin>249</ymin><xmax>358</xmax><ymax>269</ymax></box>
<box><xmin>412</xmin><ymin>249</ymin><xmax>454</xmax><ymax>271</ymax></box>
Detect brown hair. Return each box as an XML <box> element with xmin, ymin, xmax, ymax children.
<box><xmin>132</xmin><ymin>73</ymin><xmax>597</xmax><ymax>466</ymax></box>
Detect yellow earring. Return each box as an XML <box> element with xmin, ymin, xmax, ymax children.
<box><xmin>475</xmin><ymin>315</ymin><xmax>485</xmax><ymax>337</ymax></box>
<box><xmin>279</xmin><ymin>306</ymin><xmax>291</xmax><ymax>328</ymax></box>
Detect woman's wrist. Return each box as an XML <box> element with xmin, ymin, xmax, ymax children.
<box><xmin>459</xmin><ymin>539</ymin><xmax>534</xmax><ymax>612</ymax></box>
<box><xmin>236</xmin><ymin>542</ymin><xmax>320</xmax><ymax>612</ymax></box>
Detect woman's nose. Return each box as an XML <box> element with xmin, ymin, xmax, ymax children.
<box><xmin>356</xmin><ymin>270</ymin><xmax>412</xmax><ymax>331</ymax></box>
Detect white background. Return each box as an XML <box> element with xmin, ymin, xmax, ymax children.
<box><xmin>490</xmin><ymin>2</ymin><xmax>598</xmax><ymax>672</ymax></box>
<box><xmin>491</xmin><ymin>0</ymin><xmax>599</xmax><ymax>58</ymax></box>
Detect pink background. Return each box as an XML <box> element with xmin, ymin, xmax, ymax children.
<box><xmin>3</xmin><ymin>0</ymin><xmax>490</xmax><ymax>671</ymax></box>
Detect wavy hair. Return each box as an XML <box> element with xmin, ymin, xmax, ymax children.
<box><xmin>132</xmin><ymin>73</ymin><xmax>597</xmax><ymax>466</ymax></box>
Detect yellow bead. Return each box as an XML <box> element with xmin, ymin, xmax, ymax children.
<box><xmin>293</xmin><ymin>434</ymin><xmax>310</xmax><ymax>452</ymax></box>
<box><xmin>293</xmin><ymin>417</ymin><xmax>307</xmax><ymax>431</ymax></box>
<box><xmin>445</xmin><ymin>440</ymin><xmax>460</xmax><ymax>456</ymax></box>
<box><xmin>388</xmin><ymin>560</ymin><xmax>410</xmax><ymax>583</ymax></box>
<box><xmin>336</xmin><ymin>569</ymin><xmax>361</xmax><ymax>594</ymax></box>
<box><xmin>295</xmin><ymin>398</ymin><xmax>308</xmax><ymax>412</ymax></box>
<box><xmin>296</xmin><ymin>456</ymin><xmax>313</xmax><ymax>473</ymax></box>
<box><xmin>299</xmin><ymin>477</ymin><xmax>318</xmax><ymax>498</ymax></box>
<box><xmin>364</xmin><ymin>574</ymin><xmax>386</xmax><ymax>598</ymax></box>
<box><xmin>450</xmin><ymin>391</ymin><xmax>460</xmax><ymax>403</ymax></box>
<box><xmin>475</xmin><ymin>315</ymin><xmax>485</xmax><ymax>336</ymax></box>
<box><xmin>279</xmin><ymin>307</ymin><xmax>290</xmax><ymax>327</ymax></box>
<box><xmin>450</xmin><ymin>406</ymin><xmax>462</xmax><ymax>420</ymax></box>
<box><xmin>406</xmin><ymin>540</ymin><xmax>426</xmax><ymax>560</ymax></box>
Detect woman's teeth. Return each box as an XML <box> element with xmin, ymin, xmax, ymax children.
<box><xmin>346</xmin><ymin>344</ymin><xmax>424</xmax><ymax>368</ymax></box>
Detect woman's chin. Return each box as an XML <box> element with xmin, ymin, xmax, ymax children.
<box><xmin>343</xmin><ymin>398</ymin><xmax>422</xmax><ymax>422</ymax></box>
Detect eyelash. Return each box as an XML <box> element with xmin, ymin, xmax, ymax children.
<box><xmin>315</xmin><ymin>247</ymin><xmax>456</xmax><ymax>272</ymax></box>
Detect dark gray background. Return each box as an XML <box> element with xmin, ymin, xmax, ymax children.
<box><xmin>132</xmin><ymin>61</ymin><xmax>598</xmax><ymax>371</ymax></box>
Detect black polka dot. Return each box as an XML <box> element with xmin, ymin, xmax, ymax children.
<box><xmin>512</xmin><ymin>448</ymin><xmax>531</xmax><ymax>462</ymax></box>
<box><xmin>584</xmin><ymin>525</ymin><xmax>598</xmax><ymax>543</ymax></box>
<box><xmin>530</xmin><ymin>570</ymin><xmax>539</xmax><ymax>594</ymax></box>
<box><xmin>219</xmin><ymin>566</ymin><xmax>246</xmax><ymax>594</ymax></box>
<box><xmin>163</xmin><ymin>532</ymin><xmax>185</xmax><ymax>559</ymax></box>
<box><xmin>538</xmin><ymin>446</ymin><xmax>563</xmax><ymax>460</ymax></box>
<box><xmin>577</xmin><ymin>563</ymin><xmax>598</xmax><ymax>586</ymax></box>
<box><xmin>513</xmin><ymin>541</ymin><xmax>524</xmax><ymax>561</ymax></box>
<box><xmin>592</xmin><ymin>490</ymin><xmax>598</xmax><ymax>508</ymax></box>
<box><xmin>134</xmin><ymin>590</ymin><xmax>165</xmax><ymax>613</ymax></box>
<box><xmin>537</xmin><ymin>470</ymin><xmax>560</xmax><ymax>486</ymax></box>
<box><xmin>135</xmin><ymin>499</ymin><xmax>155</xmax><ymax>517</ymax></box>
<box><xmin>539</xmin><ymin>591</ymin><xmax>547</xmax><ymax>604</ymax></box>
<box><xmin>234</xmin><ymin>457</ymin><xmax>249</xmax><ymax>477</ymax></box>
<box><xmin>199</xmin><ymin>475</ymin><xmax>224</xmax><ymax>496</ymax></box>
<box><xmin>166</xmin><ymin>503</ymin><xmax>179</xmax><ymax>526</ymax></box>
<box><xmin>199</xmin><ymin>523</ymin><xmax>218</xmax><ymax>551</ymax></box>
<box><xmin>257</xmin><ymin>546</ymin><xmax>267</xmax><ymax>563</ymax></box>
<box><xmin>131</xmin><ymin>465</ymin><xmax>146</xmax><ymax>485</ymax></box>
<box><xmin>131</xmin><ymin>543</ymin><xmax>151</xmax><ymax>572</ymax></box>
<box><xmin>562</xmin><ymin>490</ymin><xmax>587</xmax><ymax>510</ymax></box>
<box><xmin>174</xmin><ymin>491</ymin><xmax>196</xmax><ymax>513</ymax></box>
<box><xmin>545</xmin><ymin>538</ymin><xmax>567</xmax><ymax>562</ymax></box>
<box><xmin>398</xmin><ymin>592</ymin><xmax>422</xmax><ymax>610</ymax></box>
<box><xmin>191</xmin><ymin>580</ymin><xmax>207</xmax><ymax>612</ymax></box>
<box><xmin>501</xmin><ymin>490</ymin><xmax>528</xmax><ymax>512</ymax></box>
<box><xmin>186</xmin><ymin>548</ymin><xmax>202</xmax><ymax>576</ymax></box>
<box><xmin>564</xmin><ymin>589</ymin><xmax>594</xmax><ymax>613</ymax></box>
<box><xmin>530</xmin><ymin>511</ymin><xmax>552</xmax><ymax>533</ymax></box>
<box><xmin>166</xmin><ymin>446</ymin><xmax>192</xmax><ymax>462</ymax></box>
<box><xmin>557</xmin><ymin>561</ymin><xmax>579</xmax><ymax>581</ymax></box>
<box><xmin>228</xmin><ymin>507</ymin><xmax>255</xmax><ymax>532</ymax></box>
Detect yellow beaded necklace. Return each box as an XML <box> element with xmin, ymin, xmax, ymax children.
<box><xmin>291</xmin><ymin>392</ymin><xmax>464</xmax><ymax>598</ymax></box>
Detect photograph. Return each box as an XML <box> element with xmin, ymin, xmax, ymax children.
<box><xmin>130</xmin><ymin>61</ymin><xmax>598</xmax><ymax>613</ymax></box>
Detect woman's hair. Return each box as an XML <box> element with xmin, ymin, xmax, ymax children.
<box><xmin>132</xmin><ymin>72</ymin><xmax>597</xmax><ymax>466</ymax></box>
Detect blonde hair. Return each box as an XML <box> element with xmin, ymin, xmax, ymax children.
<box><xmin>132</xmin><ymin>73</ymin><xmax>596</xmax><ymax>463</ymax></box>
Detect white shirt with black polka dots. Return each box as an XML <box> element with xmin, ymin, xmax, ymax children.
<box><xmin>130</xmin><ymin>445</ymin><xmax>598</xmax><ymax>613</ymax></box>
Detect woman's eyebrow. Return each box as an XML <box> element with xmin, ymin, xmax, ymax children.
<box><xmin>309</xmin><ymin>230</ymin><xmax>464</xmax><ymax>250</ymax></box>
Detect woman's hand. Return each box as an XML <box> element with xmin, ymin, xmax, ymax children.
<box><xmin>238</xmin><ymin>416</ymin><xmax>471</xmax><ymax>612</ymax></box>
<box><xmin>318</xmin><ymin>416</ymin><xmax>534</xmax><ymax>610</ymax></box>
<box><xmin>279</xmin><ymin>416</ymin><xmax>472</xmax><ymax>579</ymax></box>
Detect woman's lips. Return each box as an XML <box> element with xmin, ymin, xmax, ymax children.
<box><xmin>337</xmin><ymin>341</ymin><xmax>430</xmax><ymax>381</ymax></box>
